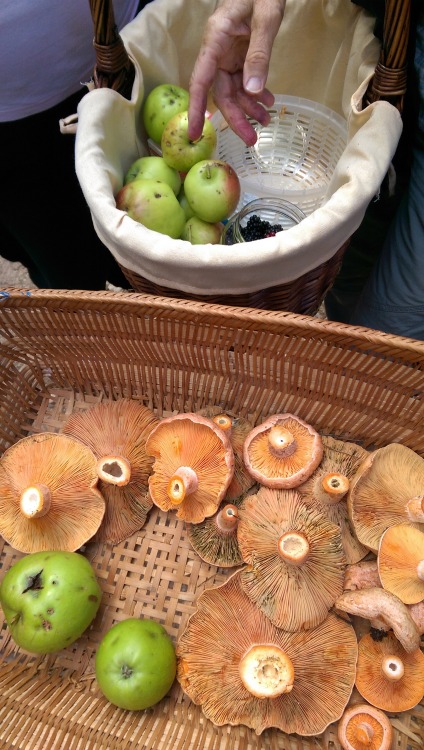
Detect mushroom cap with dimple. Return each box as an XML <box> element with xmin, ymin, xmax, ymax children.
<box><xmin>237</xmin><ymin>486</ymin><xmax>346</xmax><ymax>631</ymax></box>
<box><xmin>378</xmin><ymin>523</ymin><xmax>424</xmax><ymax>605</ymax></box>
<box><xmin>0</xmin><ymin>432</ymin><xmax>105</xmax><ymax>553</ymax></box>
<box><xmin>177</xmin><ymin>571</ymin><xmax>358</xmax><ymax>736</ymax></box>
<box><xmin>337</xmin><ymin>703</ymin><xmax>393</xmax><ymax>750</ymax></box>
<box><xmin>146</xmin><ymin>412</ymin><xmax>234</xmax><ymax>523</ymax></box>
<box><xmin>348</xmin><ymin>443</ymin><xmax>424</xmax><ymax>552</ymax></box>
<box><xmin>63</xmin><ymin>398</ymin><xmax>159</xmax><ymax>544</ymax></box>
<box><xmin>243</xmin><ymin>413</ymin><xmax>323</xmax><ymax>488</ymax></box>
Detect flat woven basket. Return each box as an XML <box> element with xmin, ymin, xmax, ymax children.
<box><xmin>0</xmin><ymin>288</ymin><xmax>423</xmax><ymax>750</ymax></box>
<box><xmin>85</xmin><ymin>0</ymin><xmax>411</xmax><ymax>314</ymax></box>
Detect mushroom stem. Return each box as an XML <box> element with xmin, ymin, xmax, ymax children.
<box><xmin>355</xmin><ymin>722</ymin><xmax>374</xmax><ymax>745</ymax></box>
<box><xmin>167</xmin><ymin>466</ymin><xmax>198</xmax><ymax>505</ymax></box>
<box><xmin>278</xmin><ymin>531</ymin><xmax>310</xmax><ymax>565</ymax></box>
<box><xmin>406</xmin><ymin>495</ymin><xmax>424</xmax><ymax>522</ymax></box>
<box><xmin>20</xmin><ymin>485</ymin><xmax>52</xmax><ymax>518</ymax></box>
<box><xmin>315</xmin><ymin>472</ymin><xmax>350</xmax><ymax>504</ymax></box>
<box><xmin>97</xmin><ymin>455</ymin><xmax>131</xmax><ymax>486</ymax></box>
<box><xmin>212</xmin><ymin>414</ymin><xmax>233</xmax><ymax>433</ymax></box>
<box><xmin>239</xmin><ymin>644</ymin><xmax>294</xmax><ymax>698</ymax></box>
<box><xmin>216</xmin><ymin>504</ymin><xmax>239</xmax><ymax>533</ymax></box>
<box><xmin>381</xmin><ymin>655</ymin><xmax>405</xmax><ymax>682</ymax></box>
<box><xmin>267</xmin><ymin>426</ymin><xmax>297</xmax><ymax>457</ymax></box>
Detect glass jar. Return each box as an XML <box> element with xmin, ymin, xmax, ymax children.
<box><xmin>221</xmin><ymin>197</ymin><xmax>306</xmax><ymax>245</ymax></box>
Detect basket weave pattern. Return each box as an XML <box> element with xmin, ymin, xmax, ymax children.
<box><xmin>0</xmin><ymin>289</ymin><xmax>423</xmax><ymax>749</ymax></box>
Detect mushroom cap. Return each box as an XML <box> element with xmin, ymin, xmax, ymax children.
<box><xmin>242</xmin><ymin>413</ymin><xmax>323</xmax><ymax>488</ymax></box>
<box><xmin>237</xmin><ymin>486</ymin><xmax>346</xmax><ymax>631</ymax></box>
<box><xmin>0</xmin><ymin>432</ymin><xmax>105</xmax><ymax>552</ymax></box>
<box><xmin>355</xmin><ymin>631</ymin><xmax>424</xmax><ymax>713</ymax></box>
<box><xmin>337</xmin><ymin>703</ymin><xmax>393</xmax><ymax>750</ymax></box>
<box><xmin>63</xmin><ymin>399</ymin><xmax>159</xmax><ymax>544</ymax></box>
<box><xmin>146</xmin><ymin>413</ymin><xmax>234</xmax><ymax>523</ymax></box>
<box><xmin>177</xmin><ymin>571</ymin><xmax>358</xmax><ymax>736</ymax></box>
<box><xmin>186</xmin><ymin>491</ymin><xmax>248</xmax><ymax>568</ymax></box>
<box><xmin>348</xmin><ymin>444</ymin><xmax>424</xmax><ymax>552</ymax></box>
<box><xmin>378</xmin><ymin>523</ymin><xmax>424</xmax><ymax>605</ymax></box>
<box><xmin>299</xmin><ymin>436</ymin><xmax>369</xmax><ymax>564</ymax></box>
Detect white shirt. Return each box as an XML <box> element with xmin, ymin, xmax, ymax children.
<box><xmin>0</xmin><ymin>0</ymin><xmax>139</xmax><ymax>121</ymax></box>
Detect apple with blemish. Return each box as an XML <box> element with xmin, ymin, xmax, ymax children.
<box><xmin>115</xmin><ymin>178</ymin><xmax>186</xmax><ymax>238</ymax></box>
<box><xmin>124</xmin><ymin>156</ymin><xmax>181</xmax><ymax>195</ymax></box>
<box><xmin>161</xmin><ymin>111</ymin><xmax>217</xmax><ymax>173</ymax></box>
<box><xmin>181</xmin><ymin>216</ymin><xmax>224</xmax><ymax>244</ymax></box>
<box><xmin>183</xmin><ymin>159</ymin><xmax>241</xmax><ymax>223</ymax></box>
<box><xmin>142</xmin><ymin>84</ymin><xmax>189</xmax><ymax>144</ymax></box>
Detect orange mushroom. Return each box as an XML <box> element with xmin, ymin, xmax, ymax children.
<box><xmin>186</xmin><ymin>491</ymin><xmax>249</xmax><ymax>568</ymax></box>
<box><xmin>237</xmin><ymin>486</ymin><xmax>346</xmax><ymax>631</ymax></box>
<box><xmin>145</xmin><ymin>413</ymin><xmax>234</xmax><ymax>523</ymax></box>
<box><xmin>355</xmin><ymin>631</ymin><xmax>424</xmax><ymax>713</ymax></box>
<box><xmin>0</xmin><ymin>432</ymin><xmax>105</xmax><ymax>552</ymax></box>
<box><xmin>348</xmin><ymin>443</ymin><xmax>424</xmax><ymax>552</ymax></box>
<box><xmin>299</xmin><ymin>436</ymin><xmax>369</xmax><ymax>564</ymax></box>
<box><xmin>337</xmin><ymin>703</ymin><xmax>393</xmax><ymax>750</ymax></box>
<box><xmin>177</xmin><ymin>571</ymin><xmax>358</xmax><ymax>736</ymax></box>
<box><xmin>243</xmin><ymin>413</ymin><xmax>323</xmax><ymax>488</ymax></box>
<box><xmin>377</xmin><ymin>523</ymin><xmax>424</xmax><ymax>605</ymax></box>
<box><xmin>63</xmin><ymin>399</ymin><xmax>159</xmax><ymax>545</ymax></box>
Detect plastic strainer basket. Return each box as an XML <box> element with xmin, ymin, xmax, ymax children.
<box><xmin>211</xmin><ymin>95</ymin><xmax>348</xmax><ymax>215</ymax></box>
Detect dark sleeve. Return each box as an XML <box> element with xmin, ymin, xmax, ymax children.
<box><xmin>351</xmin><ymin>0</ymin><xmax>385</xmax><ymax>40</ymax></box>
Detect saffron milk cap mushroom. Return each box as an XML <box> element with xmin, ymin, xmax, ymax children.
<box><xmin>63</xmin><ymin>399</ymin><xmax>159</xmax><ymax>545</ymax></box>
<box><xmin>378</xmin><ymin>523</ymin><xmax>424</xmax><ymax>605</ymax></box>
<box><xmin>0</xmin><ymin>432</ymin><xmax>105</xmax><ymax>552</ymax></box>
<box><xmin>177</xmin><ymin>571</ymin><xmax>358</xmax><ymax>736</ymax></box>
<box><xmin>337</xmin><ymin>703</ymin><xmax>393</xmax><ymax>750</ymax></box>
<box><xmin>146</xmin><ymin>413</ymin><xmax>234</xmax><ymax>523</ymax></box>
<box><xmin>243</xmin><ymin>413</ymin><xmax>323</xmax><ymax>488</ymax></box>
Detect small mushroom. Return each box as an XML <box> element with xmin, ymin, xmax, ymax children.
<box><xmin>335</xmin><ymin>588</ymin><xmax>421</xmax><ymax>653</ymax></box>
<box><xmin>63</xmin><ymin>399</ymin><xmax>159</xmax><ymax>544</ymax></box>
<box><xmin>299</xmin><ymin>436</ymin><xmax>369</xmax><ymax>564</ymax></box>
<box><xmin>377</xmin><ymin>523</ymin><xmax>424</xmax><ymax>604</ymax></box>
<box><xmin>177</xmin><ymin>571</ymin><xmax>358</xmax><ymax>736</ymax></box>
<box><xmin>337</xmin><ymin>703</ymin><xmax>393</xmax><ymax>750</ymax></box>
<box><xmin>348</xmin><ymin>443</ymin><xmax>424</xmax><ymax>552</ymax></box>
<box><xmin>145</xmin><ymin>413</ymin><xmax>234</xmax><ymax>523</ymax></box>
<box><xmin>186</xmin><ymin>492</ymin><xmax>247</xmax><ymax>568</ymax></box>
<box><xmin>243</xmin><ymin>413</ymin><xmax>323</xmax><ymax>488</ymax></box>
<box><xmin>355</xmin><ymin>631</ymin><xmax>424</xmax><ymax>713</ymax></box>
<box><xmin>237</xmin><ymin>486</ymin><xmax>346</xmax><ymax>631</ymax></box>
<box><xmin>0</xmin><ymin>432</ymin><xmax>105</xmax><ymax>552</ymax></box>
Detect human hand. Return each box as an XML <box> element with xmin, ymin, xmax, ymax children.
<box><xmin>188</xmin><ymin>0</ymin><xmax>286</xmax><ymax>146</ymax></box>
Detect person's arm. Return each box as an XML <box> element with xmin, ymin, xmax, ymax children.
<box><xmin>188</xmin><ymin>0</ymin><xmax>286</xmax><ymax>146</ymax></box>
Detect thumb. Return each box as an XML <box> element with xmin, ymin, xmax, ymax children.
<box><xmin>243</xmin><ymin>1</ymin><xmax>286</xmax><ymax>94</ymax></box>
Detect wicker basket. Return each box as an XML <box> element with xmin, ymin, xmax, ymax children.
<box><xmin>0</xmin><ymin>287</ymin><xmax>423</xmax><ymax>749</ymax></box>
<box><xmin>81</xmin><ymin>0</ymin><xmax>412</xmax><ymax>315</ymax></box>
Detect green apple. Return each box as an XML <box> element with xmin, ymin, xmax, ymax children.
<box><xmin>183</xmin><ymin>159</ymin><xmax>241</xmax><ymax>223</ymax></box>
<box><xmin>161</xmin><ymin>111</ymin><xmax>217</xmax><ymax>173</ymax></box>
<box><xmin>0</xmin><ymin>550</ymin><xmax>102</xmax><ymax>654</ymax></box>
<box><xmin>177</xmin><ymin>186</ymin><xmax>195</xmax><ymax>221</ymax></box>
<box><xmin>181</xmin><ymin>216</ymin><xmax>223</xmax><ymax>244</ymax></box>
<box><xmin>124</xmin><ymin>156</ymin><xmax>181</xmax><ymax>195</ymax></box>
<box><xmin>142</xmin><ymin>84</ymin><xmax>189</xmax><ymax>145</ymax></box>
<box><xmin>115</xmin><ymin>178</ymin><xmax>186</xmax><ymax>238</ymax></box>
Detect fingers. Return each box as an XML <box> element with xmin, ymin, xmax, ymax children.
<box><xmin>243</xmin><ymin>0</ymin><xmax>286</xmax><ymax>95</ymax></box>
<box><xmin>213</xmin><ymin>71</ymin><xmax>274</xmax><ymax>146</ymax></box>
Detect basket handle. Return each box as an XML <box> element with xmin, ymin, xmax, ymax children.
<box><xmin>88</xmin><ymin>0</ymin><xmax>411</xmax><ymax>111</ymax></box>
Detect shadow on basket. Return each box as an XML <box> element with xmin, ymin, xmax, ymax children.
<box><xmin>76</xmin><ymin>0</ymin><xmax>409</xmax><ymax>314</ymax></box>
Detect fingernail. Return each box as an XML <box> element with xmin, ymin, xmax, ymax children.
<box><xmin>245</xmin><ymin>77</ymin><xmax>263</xmax><ymax>94</ymax></box>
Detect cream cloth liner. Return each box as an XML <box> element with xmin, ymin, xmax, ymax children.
<box><xmin>76</xmin><ymin>0</ymin><xmax>403</xmax><ymax>296</ymax></box>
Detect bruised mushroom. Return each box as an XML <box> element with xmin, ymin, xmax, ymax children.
<box><xmin>378</xmin><ymin>523</ymin><xmax>424</xmax><ymax>605</ymax></box>
<box><xmin>63</xmin><ymin>399</ymin><xmax>159</xmax><ymax>544</ymax></box>
<box><xmin>348</xmin><ymin>443</ymin><xmax>424</xmax><ymax>552</ymax></box>
<box><xmin>177</xmin><ymin>571</ymin><xmax>358</xmax><ymax>736</ymax></box>
<box><xmin>355</xmin><ymin>631</ymin><xmax>424</xmax><ymax>713</ymax></box>
<box><xmin>237</xmin><ymin>486</ymin><xmax>346</xmax><ymax>631</ymax></box>
<box><xmin>146</xmin><ymin>413</ymin><xmax>234</xmax><ymax>523</ymax></box>
<box><xmin>337</xmin><ymin>703</ymin><xmax>393</xmax><ymax>750</ymax></box>
<box><xmin>299</xmin><ymin>436</ymin><xmax>369</xmax><ymax>564</ymax></box>
<box><xmin>0</xmin><ymin>432</ymin><xmax>105</xmax><ymax>552</ymax></box>
<box><xmin>186</xmin><ymin>490</ymin><xmax>252</xmax><ymax>568</ymax></box>
<box><xmin>243</xmin><ymin>413</ymin><xmax>323</xmax><ymax>488</ymax></box>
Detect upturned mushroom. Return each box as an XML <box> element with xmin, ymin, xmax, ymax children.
<box><xmin>243</xmin><ymin>413</ymin><xmax>323</xmax><ymax>488</ymax></box>
<box><xmin>145</xmin><ymin>413</ymin><xmax>234</xmax><ymax>523</ymax></box>
<box><xmin>186</xmin><ymin>490</ymin><xmax>250</xmax><ymax>568</ymax></box>
<box><xmin>177</xmin><ymin>571</ymin><xmax>358</xmax><ymax>736</ymax></box>
<box><xmin>237</xmin><ymin>486</ymin><xmax>346</xmax><ymax>631</ymax></box>
<box><xmin>299</xmin><ymin>436</ymin><xmax>369</xmax><ymax>564</ymax></box>
<box><xmin>355</xmin><ymin>631</ymin><xmax>424</xmax><ymax>713</ymax></box>
<box><xmin>348</xmin><ymin>443</ymin><xmax>424</xmax><ymax>552</ymax></box>
<box><xmin>0</xmin><ymin>432</ymin><xmax>105</xmax><ymax>552</ymax></box>
<box><xmin>63</xmin><ymin>398</ymin><xmax>159</xmax><ymax>544</ymax></box>
<box><xmin>377</xmin><ymin>523</ymin><xmax>424</xmax><ymax>605</ymax></box>
<box><xmin>337</xmin><ymin>703</ymin><xmax>393</xmax><ymax>750</ymax></box>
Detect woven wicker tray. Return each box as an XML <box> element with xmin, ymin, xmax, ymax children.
<box><xmin>0</xmin><ymin>288</ymin><xmax>423</xmax><ymax>749</ymax></box>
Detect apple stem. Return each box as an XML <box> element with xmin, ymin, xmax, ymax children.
<box><xmin>206</xmin><ymin>164</ymin><xmax>211</xmax><ymax>179</ymax></box>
